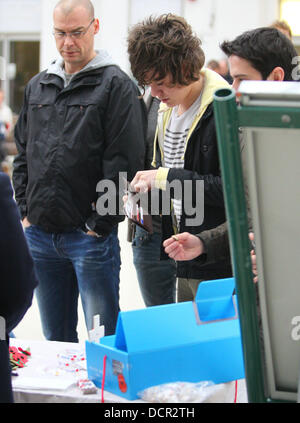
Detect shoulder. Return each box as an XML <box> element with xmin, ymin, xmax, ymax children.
<box><xmin>94</xmin><ymin>67</ymin><xmax>141</xmax><ymax>103</ymax></box>
<box><xmin>100</xmin><ymin>66</ymin><xmax>138</xmax><ymax>91</ymax></box>
<box><xmin>27</xmin><ymin>70</ymin><xmax>48</xmax><ymax>87</ymax></box>
<box><xmin>22</xmin><ymin>70</ymin><xmax>49</xmax><ymax>99</ymax></box>
<box><xmin>101</xmin><ymin>65</ymin><xmax>130</xmax><ymax>80</ymax></box>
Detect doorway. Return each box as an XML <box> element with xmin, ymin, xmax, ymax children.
<box><xmin>0</xmin><ymin>37</ymin><xmax>40</xmax><ymax>114</ymax></box>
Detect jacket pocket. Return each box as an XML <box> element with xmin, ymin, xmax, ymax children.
<box><xmin>27</xmin><ymin>99</ymin><xmax>53</xmax><ymax>138</ymax></box>
<box><xmin>28</xmin><ymin>100</ymin><xmax>53</xmax><ymax>127</ymax></box>
<box><xmin>64</xmin><ymin>100</ymin><xmax>103</xmax><ymax>150</ymax></box>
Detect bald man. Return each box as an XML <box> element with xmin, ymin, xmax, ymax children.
<box><xmin>13</xmin><ymin>0</ymin><xmax>147</xmax><ymax>341</ymax></box>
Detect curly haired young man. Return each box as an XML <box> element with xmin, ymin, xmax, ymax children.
<box><xmin>127</xmin><ymin>14</ymin><xmax>232</xmax><ymax>302</ymax></box>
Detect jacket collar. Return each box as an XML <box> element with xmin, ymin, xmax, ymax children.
<box><xmin>41</xmin><ymin>49</ymin><xmax>116</xmax><ymax>89</ymax></box>
<box><xmin>39</xmin><ymin>66</ymin><xmax>108</xmax><ymax>90</ymax></box>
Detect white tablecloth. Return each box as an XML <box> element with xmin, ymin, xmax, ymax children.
<box><xmin>10</xmin><ymin>338</ymin><xmax>248</xmax><ymax>403</ymax></box>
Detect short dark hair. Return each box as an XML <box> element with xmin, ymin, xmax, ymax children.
<box><xmin>220</xmin><ymin>27</ymin><xmax>298</xmax><ymax>81</ymax></box>
<box><xmin>127</xmin><ymin>14</ymin><xmax>205</xmax><ymax>88</ymax></box>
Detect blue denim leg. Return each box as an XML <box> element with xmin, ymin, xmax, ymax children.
<box><xmin>68</xmin><ymin>228</ymin><xmax>120</xmax><ymax>336</ymax></box>
<box><xmin>132</xmin><ymin>225</ymin><xmax>176</xmax><ymax>307</ymax></box>
<box><xmin>25</xmin><ymin>226</ymin><xmax>79</xmax><ymax>342</ymax></box>
<box><xmin>25</xmin><ymin>225</ymin><xmax>121</xmax><ymax>341</ymax></box>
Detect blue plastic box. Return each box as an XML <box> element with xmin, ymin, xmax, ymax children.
<box><xmin>85</xmin><ymin>277</ymin><xmax>245</xmax><ymax>400</ymax></box>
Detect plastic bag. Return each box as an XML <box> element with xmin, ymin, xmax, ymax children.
<box><xmin>138</xmin><ymin>381</ymin><xmax>230</xmax><ymax>403</ymax></box>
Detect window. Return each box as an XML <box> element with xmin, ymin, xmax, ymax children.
<box><xmin>9</xmin><ymin>40</ymin><xmax>40</xmax><ymax>114</ymax></box>
<box><xmin>280</xmin><ymin>0</ymin><xmax>300</xmax><ymax>36</ymax></box>
<box><xmin>0</xmin><ymin>37</ymin><xmax>39</xmax><ymax>114</ymax></box>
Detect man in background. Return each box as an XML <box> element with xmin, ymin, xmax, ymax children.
<box><xmin>206</xmin><ymin>59</ymin><xmax>233</xmax><ymax>84</ymax></box>
<box><xmin>270</xmin><ymin>19</ymin><xmax>292</xmax><ymax>40</ymax></box>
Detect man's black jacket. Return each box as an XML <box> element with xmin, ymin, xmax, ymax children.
<box><xmin>13</xmin><ymin>65</ymin><xmax>147</xmax><ymax>236</ymax></box>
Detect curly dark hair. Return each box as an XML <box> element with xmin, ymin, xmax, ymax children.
<box><xmin>127</xmin><ymin>14</ymin><xmax>205</xmax><ymax>88</ymax></box>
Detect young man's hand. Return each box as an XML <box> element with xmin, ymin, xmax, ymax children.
<box><xmin>163</xmin><ymin>231</ymin><xmax>259</xmax><ymax>283</ymax></box>
<box><xmin>163</xmin><ymin>232</ymin><xmax>205</xmax><ymax>261</ymax></box>
<box><xmin>130</xmin><ymin>170</ymin><xmax>158</xmax><ymax>193</ymax></box>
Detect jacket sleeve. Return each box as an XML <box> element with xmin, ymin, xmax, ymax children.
<box><xmin>86</xmin><ymin>76</ymin><xmax>147</xmax><ymax>236</ymax></box>
<box><xmin>0</xmin><ymin>173</ymin><xmax>38</xmax><ymax>334</ymax></box>
<box><xmin>12</xmin><ymin>87</ymin><xmax>30</xmax><ymax>220</ymax></box>
<box><xmin>194</xmin><ymin>132</ymin><xmax>253</xmax><ymax>265</ymax></box>
<box><xmin>195</xmin><ymin>221</ymin><xmax>230</xmax><ymax>265</ymax></box>
<box><xmin>166</xmin><ymin>167</ymin><xmax>224</xmax><ymax>208</ymax></box>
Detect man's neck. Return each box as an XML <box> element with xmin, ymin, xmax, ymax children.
<box><xmin>177</xmin><ymin>75</ymin><xmax>204</xmax><ymax>116</ymax></box>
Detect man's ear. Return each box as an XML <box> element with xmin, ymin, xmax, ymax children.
<box><xmin>267</xmin><ymin>67</ymin><xmax>285</xmax><ymax>81</ymax></box>
<box><xmin>94</xmin><ymin>18</ymin><xmax>100</xmax><ymax>35</ymax></box>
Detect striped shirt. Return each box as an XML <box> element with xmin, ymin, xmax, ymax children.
<box><xmin>164</xmin><ymin>93</ymin><xmax>202</xmax><ymax>229</ymax></box>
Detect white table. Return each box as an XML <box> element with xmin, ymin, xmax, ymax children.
<box><xmin>11</xmin><ymin>339</ymin><xmax>248</xmax><ymax>403</ymax></box>
<box><xmin>11</xmin><ymin>339</ymin><xmax>134</xmax><ymax>403</ymax></box>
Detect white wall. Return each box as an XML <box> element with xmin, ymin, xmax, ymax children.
<box><xmin>40</xmin><ymin>0</ymin><xmax>59</xmax><ymax>71</ymax></box>
<box><xmin>183</xmin><ymin>0</ymin><xmax>279</xmax><ymax>63</ymax></box>
<box><xmin>0</xmin><ymin>0</ymin><xmax>41</xmax><ymax>33</ymax></box>
<box><xmin>94</xmin><ymin>0</ymin><xmax>130</xmax><ymax>72</ymax></box>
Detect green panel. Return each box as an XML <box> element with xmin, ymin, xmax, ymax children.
<box><xmin>238</xmin><ymin>106</ymin><xmax>300</xmax><ymax>128</ymax></box>
<box><xmin>213</xmin><ymin>88</ymin><xmax>266</xmax><ymax>403</ymax></box>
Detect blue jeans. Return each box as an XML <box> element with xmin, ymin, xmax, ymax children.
<box><xmin>132</xmin><ymin>225</ymin><xmax>176</xmax><ymax>307</ymax></box>
<box><xmin>25</xmin><ymin>225</ymin><xmax>120</xmax><ymax>341</ymax></box>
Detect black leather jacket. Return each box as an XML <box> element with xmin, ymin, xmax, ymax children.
<box><xmin>13</xmin><ymin>65</ymin><xmax>147</xmax><ymax>235</ymax></box>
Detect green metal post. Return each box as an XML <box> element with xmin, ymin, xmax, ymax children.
<box><xmin>213</xmin><ymin>88</ymin><xmax>266</xmax><ymax>403</ymax></box>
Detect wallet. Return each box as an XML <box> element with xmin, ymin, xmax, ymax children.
<box><xmin>123</xmin><ymin>181</ymin><xmax>153</xmax><ymax>234</ymax></box>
